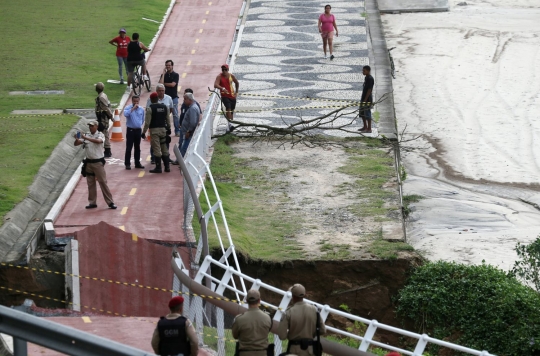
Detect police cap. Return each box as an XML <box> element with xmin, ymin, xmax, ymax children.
<box><xmin>290</xmin><ymin>284</ymin><xmax>305</xmax><ymax>298</ymax></box>
<box><xmin>246</xmin><ymin>289</ymin><xmax>260</xmax><ymax>302</ymax></box>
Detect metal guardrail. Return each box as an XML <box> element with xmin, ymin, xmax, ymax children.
<box><xmin>0</xmin><ymin>305</ymin><xmax>151</xmax><ymax>356</ymax></box>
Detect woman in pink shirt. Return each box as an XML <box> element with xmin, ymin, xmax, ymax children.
<box><xmin>318</xmin><ymin>4</ymin><xmax>339</xmax><ymax>60</ymax></box>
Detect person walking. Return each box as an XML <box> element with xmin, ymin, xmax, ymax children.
<box><xmin>151</xmin><ymin>296</ymin><xmax>199</xmax><ymax>356</ymax></box>
<box><xmin>214</xmin><ymin>64</ymin><xmax>239</xmax><ymax>132</ymax></box>
<box><xmin>94</xmin><ymin>82</ymin><xmax>113</xmax><ymax>158</ymax></box>
<box><xmin>180</xmin><ymin>92</ymin><xmax>201</xmax><ymax>157</ymax></box>
<box><xmin>74</xmin><ymin>120</ymin><xmax>117</xmax><ymax>210</ymax></box>
<box><xmin>123</xmin><ymin>95</ymin><xmax>145</xmax><ymax>170</ymax></box>
<box><xmin>359</xmin><ymin>65</ymin><xmax>374</xmax><ymax>133</ymax></box>
<box><xmin>277</xmin><ymin>284</ymin><xmax>326</xmax><ymax>356</ymax></box>
<box><xmin>146</xmin><ymin>83</ymin><xmax>174</xmax><ymax>164</ymax></box>
<box><xmin>126</xmin><ymin>32</ymin><xmax>150</xmax><ymax>89</ymax></box>
<box><xmin>232</xmin><ymin>290</ymin><xmax>272</xmax><ymax>356</ymax></box>
<box><xmin>143</xmin><ymin>92</ymin><xmax>171</xmax><ymax>173</ymax></box>
<box><xmin>159</xmin><ymin>60</ymin><xmax>180</xmax><ymax>137</ymax></box>
<box><xmin>109</xmin><ymin>28</ymin><xmax>130</xmax><ymax>84</ymax></box>
<box><xmin>318</xmin><ymin>5</ymin><xmax>338</xmax><ymax>60</ymax></box>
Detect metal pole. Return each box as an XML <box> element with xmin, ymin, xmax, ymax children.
<box><xmin>13</xmin><ymin>337</ymin><xmax>27</xmax><ymax>356</ymax></box>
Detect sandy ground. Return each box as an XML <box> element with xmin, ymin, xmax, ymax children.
<box><xmin>383</xmin><ymin>0</ymin><xmax>540</xmax><ymax>270</ymax></box>
<box><xmin>233</xmin><ymin>141</ymin><xmax>400</xmax><ymax>259</ymax></box>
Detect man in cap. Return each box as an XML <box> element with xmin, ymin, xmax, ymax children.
<box><xmin>214</xmin><ymin>63</ymin><xmax>239</xmax><ymax>133</ymax></box>
<box><xmin>277</xmin><ymin>284</ymin><xmax>326</xmax><ymax>356</ymax></box>
<box><xmin>151</xmin><ymin>296</ymin><xmax>199</xmax><ymax>356</ymax></box>
<box><xmin>94</xmin><ymin>82</ymin><xmax>113</xmax><ymax>158</ymax></box>
<box><xmin>180</xmin><ymin>92</ymin><xmax>201</xmax><ymax>157</ymax></box>
<box><xmin>143</xmin><ymin>92</ymin><xmax>171</xmax><ymax>173</ymax></box>
<box><xmin>232</xmin><ymin>289</ymin><xmax>272</xmax><ymax>355</ymax></box>
<box><xmin>109</xmin><ymin>28</ymin><xmax>130</xmax><ymax>84</ymax></box>
<box><xmin>74</xmin><ymin>120</ymin><xmax>117</xmax><ymax>209</ymax></box>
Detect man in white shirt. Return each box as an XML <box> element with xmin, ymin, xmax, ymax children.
<box><xmin>74</xmin><ymin>120</ymin><xmax>117</xmax><ymax>210</ymax></box>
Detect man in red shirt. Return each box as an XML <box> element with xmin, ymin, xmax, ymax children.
<box><xmin>214</xmin><ymin>64</ymin><xmax>239</xmax><ymax>132</ymax></box>
<box><xmin>109</xmin><ymin>28</ymin><xmax>130</xmax><ymax>84</ymax></box>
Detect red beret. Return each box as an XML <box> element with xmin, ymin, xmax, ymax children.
<box><xmin>168</xmin><ymin>296</ymin><xmax>184</xmax><ymax>308</ymax></box>
<box><xmin>150</xmin><ymin>92</ymin><xmax>158</xmax><ymax>99</ymax></box>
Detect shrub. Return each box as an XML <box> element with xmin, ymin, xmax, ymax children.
<box><xmin>511</xmin><ymin>236</ymin><xmax>540</xmax><ymax>292</ymax></box>
<box><xmin>396</xmin><ymin>261</ymin><xmax>540</xmax><ymax>355</ymax></box>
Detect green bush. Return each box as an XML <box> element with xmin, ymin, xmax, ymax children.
<box><xmin>511</xmin><ymin>236</ymin><xmax>540</xmax><ymax>292</ymax></box>
<box><xmin>397</xmin><ymin>261</ymin><xmax>540</xmax><ymax>355</ymax></box>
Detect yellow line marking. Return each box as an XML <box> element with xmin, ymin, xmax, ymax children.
<box><xmin>138</xmin><ymin>171</ymin><xmax>145</xmax><ymax>178</ymax></box>
<box><xmin>121</xmin><ymin>207</ymin><xmax>128</xmax><ymax>215</ymax></box>
<box><xmin>199</xmin><ymin>29</ymin><xmax>203</xmax><ymax>33</ymax></box>
<box><xmin>182</xmin><ymin>73</ymin><xmax>187</xmax><ymax>78</ymax></box>
<box><xmin>119</xmin><ymin>226</ymin><xmax>125</xmax><ymax>231</ymax></box>
<box><xmin>195</xmin><ymin>38</ymin><xmax>199</xmax><ymax>44</ymax></box>
<box><xmin>129</xmin><ymin>188</ymin><xmax>137</xmax><ymax>196</ymax></box>
<box><xmin>208</xmin><ymin>1</ymin><xmax>212</xmax><ymax>5</ymax></box>
<box><xmin>202</xmin><ymin>19</ymin><xmax>206</xmax><ymax>24</ymax></box>
<box><xmin>187</xmin><ymin>60</ymin><xmax>191</xmax><ymax>66</ymax></box>
<box><xmin>177</xmin><ymin>86</ymin><xmax>182</xmax><ymax>93</ymax></box>
<box><xmin>191</xmin><ymin>49</ymin><xmax>196</xmax><ymax>54</ymax></box>
<box><xmin>82</xmin><ymin>316</ymin><xmax>92</xmax><ymax>323</ymax></box>
<box><xmin>146</xmin><ymin>155</ymin><xmax>151</xmax><ymax>162</ymax></box>
<box><xmin>132</xmin><ymin>233</ymin><xmax>138</xmax><ymax>242</ymax></box>
<box><xmin>206</xmin><ymin>10</ymin><xmax>209</xmax><ymax>14</ymax></box>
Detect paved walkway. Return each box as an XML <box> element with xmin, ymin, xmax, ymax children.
<box><xmin>55</xmin><ymin>0</ymin><xmax>243</xmax><ymax>242</ymax></box>
<box><xmin>231</xmin><ymin>0</ymin><xmax>372</xmax><ymax>136</ymax></box>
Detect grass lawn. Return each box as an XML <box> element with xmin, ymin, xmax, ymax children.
<box><xmin>0</xmin><ymin>0</ymin><xmax>171</xmax><ymax>225</ymax></box>
<box><xmin>0</xmin><ymin>116</ymin><xmax>79</xmax><ymax>221</ymax></box>
<box><xmin>195</xmin><ymin>136</ymin><xmax>306</xmax><ymax>262</ymax></box>
<box><xmin>0</xmin><ymin>0</ymin><xmax>170</xmax><ymax>114</ymax></box>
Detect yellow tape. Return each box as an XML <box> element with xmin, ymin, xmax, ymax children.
<box><xmin>238</xmin><ymin>92</ymin><xmax>363</xmax><ymax>104</ymax></box>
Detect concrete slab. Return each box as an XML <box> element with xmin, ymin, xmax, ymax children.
<box><xmin>26</xmin><ymin>316</ymin><xmax>155</xmax><ymax>355</ymax></box>
<box><xmin>378</xmin><ymin>0</ymin><xmax>449</xmax><ymax>13</ymax></box>
<box><xmin>9</xmin><ymin>109</ymin><xmax>63</xmax><ymax>115</ymax></box>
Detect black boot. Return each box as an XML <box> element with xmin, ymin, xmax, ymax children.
<box><xmin>104</xmin><ymin>148</ymin><xmax>112</xmax><ymax>158</ymax></box>
<box><xmin>149</xmin><ymin>157</ymin><xmax>162</xmax><ymax>173</ymax></box>
<box><xmin>163</xmin><ymin>155</ymin><xmax>171</xmax><ymax>172</ymax></box>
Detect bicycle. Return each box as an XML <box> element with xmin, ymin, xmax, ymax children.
<box><xmin>388</xmin><ymin>47</ymin><xmax>396</xmax><ymax>79</ymax></box>
<box><xmin>132</xmin><ymin>65</ymin><xmax>151</xmax><ymax>95</ymax></box>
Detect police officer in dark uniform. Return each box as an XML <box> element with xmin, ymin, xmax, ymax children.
<box><xmin>142</xmin><ymin>92</ymin><xmax>171</xmax><ymax>173</ymax></box>
<box><xmin>277</xmin><ymin>284</ymin><xmax>326</xmax><ymax>356</ymax></box>
<box><xmin>232</xmin><ymin>290</ymin><xmax>272</xmax><ymax>356</ymax></box>
<box><xmin>151</xmin><ymin>296</ymin><xmax>199</xmax><ymax>356</ymax></box>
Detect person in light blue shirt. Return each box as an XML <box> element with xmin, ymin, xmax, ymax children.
<box><xmin>123</xmin><ymin>95</ymin><xmax>146</xmax><ymax>170</ymax></box>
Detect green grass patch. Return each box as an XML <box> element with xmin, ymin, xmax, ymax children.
<box><xmin>368</xmin><ymin>238</ymin><xmax>414</xmax><ymax>260</ymax></box>
<box><xmin>338</xmin><ymin>142</ymin><xmax>396</xmax><ymax>218</ymax></box>
<box><xmin>196</xmin><ymin>138</ymin><xmax>305</xmax><ymax>261</ymax></box>
<box><xmin>319</xmin><ymin>243</ymin><xmax>352</xmax><ymax>260</ymax></box>
<box><xmin>0</xmin><ymin>0</ymin><xmax>170</xmax><ymax>114</ymax></box>
<box><xmin>0</xmin><ymin>115</ymin><xmax>79</xmax><ymax>222</ymax></box>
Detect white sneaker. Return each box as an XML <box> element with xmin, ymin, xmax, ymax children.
<box><xmin>143</xmin><ymin>75</ymin><xmax>149</xmax><ymax>80</ymax></box>
<box><xmin>324</xmin><ymin>55</ymin><xmax>328</xmax><ymax>59</ymax></box>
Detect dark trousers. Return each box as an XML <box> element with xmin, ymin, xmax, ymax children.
<box><xmin>125</xmin><ymin>127</ymin><xmax>142</xmax><ymax>167</ymax></box>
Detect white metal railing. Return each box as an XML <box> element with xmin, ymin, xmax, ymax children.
<box><xmin>178</xmin><ymin>255</ymin><xmax>496</xmax><ymax>356</ymax></box>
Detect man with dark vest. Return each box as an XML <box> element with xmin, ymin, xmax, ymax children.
<box><xmin>277</xmin><ymin>284</ymin><xmax>326</xmax><ymax>356</ymax></box>
<box><xmin>151</xmin><ymin>296</ymin><xmax>199</xmax><ymax>356</ymax></box>
<box><xmin>142</xmin><ymin>92</ymin><xmax>171</xmax><ymax>173</ymax></box>
<box><xmin>232</xmin><ymin>289</ymin><xmax>272</xmax><ymax>356</ymax></box>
